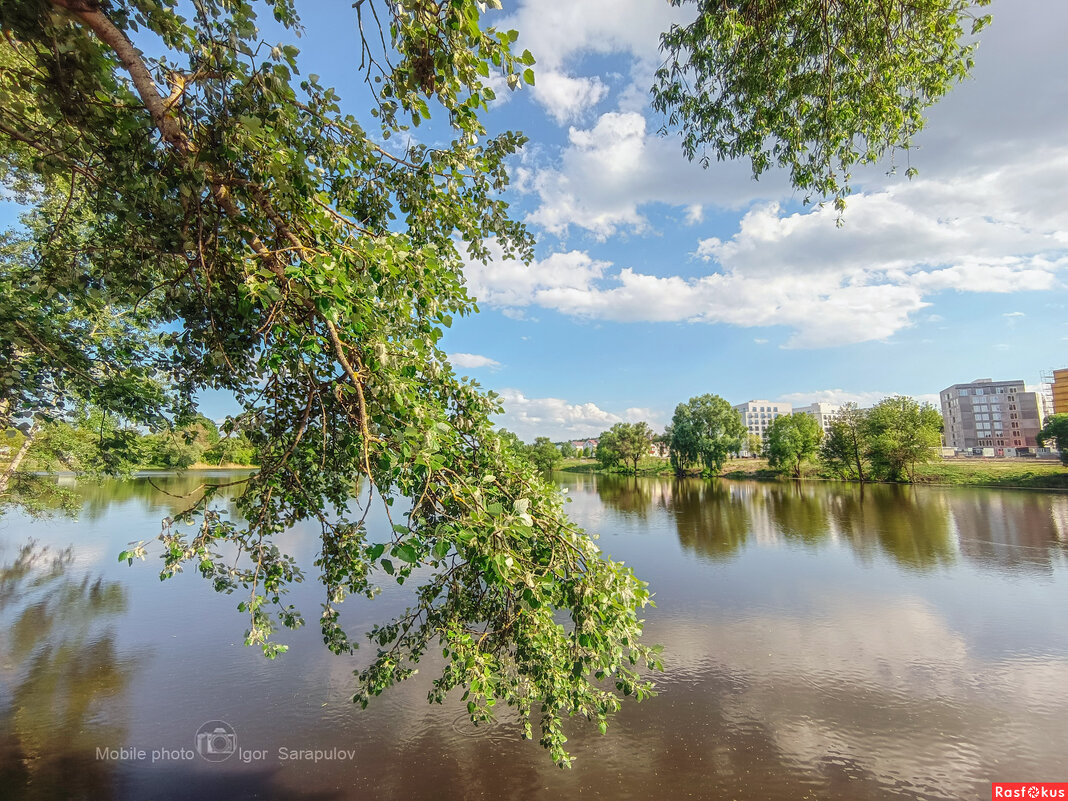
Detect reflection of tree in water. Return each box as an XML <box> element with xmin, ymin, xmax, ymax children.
<box><xmin>26</xmin><ymin>472</ymin><xmax>250</xmax><ymax>522</ymax></box>
<box><xmin>0</xmin><ymin>541</ymin><xmax>134</xmax><ymax>800</ymax></box>
<box><xmin>669</xmin><ymin>480</ymin><xmax>751</xmax><ymax>561</ymax></box>
<box><xmin>829</xmin><ymin>485</ymin><xmax>955</xmax><ymax>570</ymax></box>
<box><xmin>592</xmin><ymin>474</ymin><xmax>659</xmax><ymax>520</ymax></box>
<box><xmin>763</xmin><ymin>483</ymin><xmax>831</xmax><ymax>546</ymax></box>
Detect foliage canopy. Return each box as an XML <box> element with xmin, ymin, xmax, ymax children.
<box><xmin>654</xmin><ymin>0</ymin><xmax>993</xmax><ymax>208</ymax></box>
<box><xmin>668</xmin><ymin>394</ymin><xmax>745</xmax><ymax>476</ymax></box>
<box><xmin>764</xmin><ymin>412</ymin><xmax>822</xmax><ymax>478</ymax></box>
<box><xmin>0</xmin><ymin>0</ymin><xmax>657</xmax><ymax>765</ymax></box>
<box><xmin>596</xmin><ymin>422</ymin><xmax>653</xmax><ymax>474</ymax></box>
<box><xmin>1037</xmin><ymin>415</ymin><xmax>1068</xmax><ymax>466</ymax></box>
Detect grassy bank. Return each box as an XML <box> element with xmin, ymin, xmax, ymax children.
<box><xmin>558</xmin><ymin>456</ymin><xmax>674</xmax><ymax>476</ymax></box>
<box><xmin>560</xmin><ymin>455</ymin><xmax>1068</xmax><ymax>491</ymax></box>
<box><xmin>911</xmin><ymin>459</ymin><xmax>1068</xmax><ymax>490</ymax></box>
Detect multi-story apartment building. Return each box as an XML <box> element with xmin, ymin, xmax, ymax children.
<box><xmin>1052</xmin><ymin>368</ymin><xmax>1068</xmax><ymax>415</ymax></box>
<box><xmin>794</xmin><ymin>402</ymin><xmax>842</xmax><ymax>434</ymax></box>
<box><xmin>733</xmin><ymin>400</ymin><xmax>791</xmax><ymax>443</ymax></box>
<box><xmin>940</xmin><ymin>378</ymin><xmax>1043</xmax><ymax>450</ymax></box>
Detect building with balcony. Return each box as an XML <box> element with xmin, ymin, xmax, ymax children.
<box><xmin>940</xmin><ymin>378</ymin><xmax>1043</xmax><ymax>450</ymax></box>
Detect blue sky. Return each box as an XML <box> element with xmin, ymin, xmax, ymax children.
<box><xmin>441</xmin><ymin>0</ymin><xmax>1068</xmax><ymax>439</ymax></box>
<box><xmin>5</xmin><ymin>0</ymin><xmax>1066</xmax><ymax>440</ymax></box>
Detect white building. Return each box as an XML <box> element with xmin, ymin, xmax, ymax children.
<box><xmin>794</xmin><ymin>402</ymin><xmax>842</xmax><ymax>434</ymax></box>
<box><xmin>732</xmin><ymin>400</ymin><xmax>792</xmax><ymax>448</ymax></box>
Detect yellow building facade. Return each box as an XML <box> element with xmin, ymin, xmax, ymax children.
<box><xmin>1053</xmin><ymin>368</ymin><xmax>1068</xmax><ymax>415</ymax></box>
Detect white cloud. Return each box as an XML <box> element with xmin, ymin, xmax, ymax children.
<box><xmin>534</xmin><ymin>72</ymin><xmax>608</xmax><ymax>124</ymax></box>
<box><xmin>467</xmin><ymin>145</ymin><xmax>1068</xmax><ymax>346</ymax></box>
<box><xmin>463</xmin><ymin>240</ymin><xmax>927</xmax><ymax>349</ymax></box>
<box><xmin>511</xmin><ymin>0</ymin><xmax>1068</xmax><ymax>243</ymax></box>
<box><xmin>493</xmin><ymin>389</ymin><xmax>661</xmax><ymax>441</ymax></box>
<box><xmin>526</xmin><ymin>112</ymin><xmax>774</xmax><ymax>239</ymax></box>
<box><xmin>500</xmin><ymin>307</ymin><xmax>531</xmax><ymax>321</ymax></box>
<box><xmin>448</xmin><ymin>352</ymin><xmax>501</xmax><ymax>370</ymax></box>
<box><xmin>500</xmin><ymin>0</ymin><xmax>691</xmax><ymax>123</ymax></box>
<box><xmin>463</xmin><ymin>245</ymin><xmax>609</xmax><ymax>307</ymax></box>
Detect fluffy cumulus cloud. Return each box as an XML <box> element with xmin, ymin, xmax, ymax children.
<box><xmin>533</xmin><ymin>73</ymin><xmax>609</xmax><ymax>124</ymax></box>
<box><xmin>447</xmin><ymin>352</ymin><xmax>501</xmax><ymax>370</ymax></box>
<box><xmin>493</xmin><ymin>389</ymin><xmax>660</xmax><ymax>442</ymax></box>
<box><xmin>498</xmin><ymin>0</ymin><xmax>691</xmax><ymax>123</ymax></box>
<box><xmin>507</xmin><ymin>0</ymin><xmax>1068</xmax><ymax>244</ymax></box>
<box><xmin>525</xmin><ymin>112</ymin><xmax>772</xmax><ymax>239</ymax></box>
<box><xmin>466</xmin><ymin>150</ymin><xmax>1068</xmax><ymax>348</ymax></box>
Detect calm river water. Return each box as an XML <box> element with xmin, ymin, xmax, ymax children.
<box><xmin>1</xmin><ymin>471</ymin><xmax>1067</xmax><ymax>800</ymax></box>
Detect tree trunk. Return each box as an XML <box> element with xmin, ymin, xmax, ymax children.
<box><xmin>851</xmin><ymin>427</ymin><xmax>866</xmax><ymax>483</ymax></box>
<box><xmin>0</xmin><ymin>425</ymin><xmax>35</xmax><ymax>497</ymax></box>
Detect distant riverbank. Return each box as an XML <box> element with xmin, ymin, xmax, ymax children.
<box><xmin>560</xmin><ymin>456</ymin><xmax>1068</xmax><ymax>491</ymax></box>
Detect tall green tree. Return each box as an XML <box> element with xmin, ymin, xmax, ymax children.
<box><xmin>598</xmin><ymin>422</ymin><xmax>652</xmax><ymax>474</ymax></box>
<box><xmin>654</xmin><ymin>0</ymin><xmax>992</xmax><ymax>209</ymax></box>
<box><xmin>526</xmin><ymin>436</ymin><xmax>562</xmax><ymax>473</ymax></box>
<box><xmin>764</xmin><ymin>413</ymin><xmax>823</xmax><ymax>478</ymax></box>
<box><xmin>668</xmin><ymin>394</ymin><xmax>746</xmax><ymax>476</ymax></box>
<box><xmin>1037</xmin><ymin>414</ymin><xmax>1068</xmax><ymax>466</ymax></box>
<box><xmin>864</xmin><ymin>397</ymin><xmax>943</xmax><ymax>481</ymax></box>
<box><xmin>0</xmin><ymin>0</ymin><xmax>657</xmax><ymax>765</ymax></box>
<box><xmin>819</xmin><ymin>403</ymin><xmax>869</xmax><ymax>482</ymax></box>
<box><xmin>595</xmin><ymin>429</ymin><xmax>622</xmax><ymax>471</ymax></box>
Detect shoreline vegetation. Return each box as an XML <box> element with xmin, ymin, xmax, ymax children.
<box><xmin>558</xmin><ymin>456</ymin><xmax>1068</xmax><ymax>491</ymax></box>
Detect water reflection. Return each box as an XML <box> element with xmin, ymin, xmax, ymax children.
<box><xmin>2</xmin><ymin>473</ymin><xmax>1067</xmax><ymax>801</ymax></box>
<box><xmin>827</xmin><ymin>485</ymin><xmax>956</xmax><ymax>570</ymax></box>
<box><xmin>668</xmin><ymin>480</ymin><xmax>751</xmax><ymax>561</ymax></box>
<box><xmin>586</xmin><ymin>474</ymin><xmax>1067</xmax><ymax>572</ymax></box>
<box><xmin>950</xmin><ymin>492</ymin><xmax>1068</xmax><ymax>573</ymax></box>
<box><xmin>0</xmin><ymin>542</ymin><xmax>136</xmax><ymax>800</ymax></box>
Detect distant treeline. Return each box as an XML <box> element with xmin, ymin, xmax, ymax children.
<box><xmin>520</xmin><ymin>394</ymin><xmax>957</xmax><ymax>484</ymax></box>
<box><xmin>4</xmin><ymin>406</ymin><xmax>255</xmax><ymax>473</ymax></box>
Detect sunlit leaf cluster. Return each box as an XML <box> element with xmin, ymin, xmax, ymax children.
<box><xmin>654</xmin><ymin>0</ymin><xmax>992</xmax><ymax>208</ymax></box>
<box><xmin>0</xmin><ymin>0</ymin><xmax>652</xmax><ymax>765</ymax></box>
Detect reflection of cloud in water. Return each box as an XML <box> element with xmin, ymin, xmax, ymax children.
<box><xmin>648</xmin><ymin>597</ymin><xmax>1068</xmax><ymax>800</ymax></box>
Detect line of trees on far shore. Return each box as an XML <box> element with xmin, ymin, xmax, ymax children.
<box><xmin>519</xmin><ymin>393</ymin><xmax>949</xmax><ymax>483</ymax></box>
<box><xmin>4</xmin><ymin>406</ymin><xmax>256</xmax><ymax>474</ymax></box>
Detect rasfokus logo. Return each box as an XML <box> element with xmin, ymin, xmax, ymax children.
<box><xmin>195</xmin><ymin>720</ymin><xmax>237</xmax><ymax>763</ymax></box>
<box><xmin>992</xmin><ymin>784</ymin><xmax>1068</xmax><ymax>799</ymax></box>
